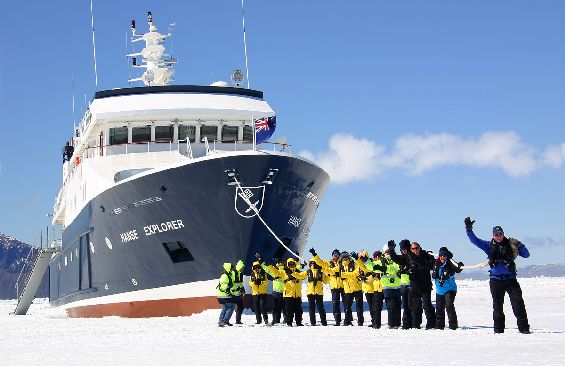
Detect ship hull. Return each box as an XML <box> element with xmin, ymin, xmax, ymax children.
<box><xmin>49</xmin><ymin>152</ymin><xmax>329</xmax><ymax>317</ymax></box>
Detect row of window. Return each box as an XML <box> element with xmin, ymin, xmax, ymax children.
<box><xmin>108</xmin><ymin>125</ymin><xmax>253</xmax><ymax>146</ymax></box>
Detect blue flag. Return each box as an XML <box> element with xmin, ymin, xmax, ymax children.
<box><xmin>255</xmin><ymin>116</ymin><xmax>276</xmax><ymax>144</ymax></box>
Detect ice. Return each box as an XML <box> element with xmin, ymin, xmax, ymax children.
<box><xmin>1</xmin><ymin>278</ymin><xmax>564</xmax><ymax>365</ymax></box>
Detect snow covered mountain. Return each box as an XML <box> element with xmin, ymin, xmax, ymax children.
<box><xmin>458</xmin><ymin>263</ymin><xmax>565</xmax><ymax>280</ymax></box>
<box><xmin>0</xmin><ymin>232</ymin><xmax>49</xmax><ymax>299</ymax></box>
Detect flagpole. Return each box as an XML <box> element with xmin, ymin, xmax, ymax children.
<box><xmin>252</xmin><ymin>115</ymin><xmax>256</xmax><ymax>151</ymax></box>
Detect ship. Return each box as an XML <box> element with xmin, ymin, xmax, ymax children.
<box><xmin>48</xmin><ymin>12</ymin><xmax>329</xmax><ymax>318</ymax></box>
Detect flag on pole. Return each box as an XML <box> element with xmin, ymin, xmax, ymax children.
<box><xmin>255</xmin><ymin>116</ymin><xmax>276</xmax><ymax>144</ymax></box>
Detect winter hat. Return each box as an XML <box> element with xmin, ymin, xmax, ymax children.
<box><xmin>332</xmin><ymin>249</ymin><xmax>341</xmax><ymax>257</ymax></box>
<box><xmin>438</xmin><ymin>247</ymin><xmax>449</xmax><ymax>256</ymax></box>
<box><xmin>339</xmin><ymin>251</ymin><xmax>351</xmax><ymax>260</ymax></box>
<box><xmin>493</xmin><ymin>226</ymin><xmax>504</xmax><ymax>235</ymax></box>
<box><xmin>373</xmin><ymin>250</ymin><xmax>382</xmax><ymax>258</ymax></box>
<box><xmin>399</xmin><ymin>239</ymin><xmax>411</xmax><ymax>251</ymax></box>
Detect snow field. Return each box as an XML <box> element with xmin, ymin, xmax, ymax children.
<box><xmin>1</xmin><ymin>278</ymin><xmax>564</xmax><ymax>365</ymax></box>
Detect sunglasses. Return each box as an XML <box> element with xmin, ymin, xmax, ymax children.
<box><xmin>493</xmin><ymin>233</ymin><xmax>504</xmax><ymax>237</ymax></box>
<box><xmin>252</xmin><ymin>266</ymin><xmax>261</xmax><ymax>270</ymax></box>
<box><xmin>410</xmin><ymin>247</ymin><xmax>420</xmax><ymax>250</ymax></box>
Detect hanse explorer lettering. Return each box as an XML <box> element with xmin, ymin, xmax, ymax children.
<box><xmin>143</xmin><ymin>219</ymin><xmax>185</xmax><ymax>236</ymax></box>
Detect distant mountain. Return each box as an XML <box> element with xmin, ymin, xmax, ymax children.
<box><xmin>459</xmin><ymin>263</ymin><xmax>565</xmax><ymax>280</ymax></box>
<box><xmin>0</xmin><ymin>232</ymin><xmax>49</xmax><ymax>300</ymax></box>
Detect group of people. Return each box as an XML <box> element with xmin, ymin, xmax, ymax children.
<box><xmin>216</xmin><ymin>217</ymin><xmax>531</xmax><ymax>334</ymax></box>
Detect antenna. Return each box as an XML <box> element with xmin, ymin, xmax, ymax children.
<box><xmin>71</xmin><ymin>74</ymin><xmax>76</xmax><ymax>126</ymax></box>
<box><xmin>240</xmin><ymin>0</ymin><xmax>250</xmax><ymax>89</ymax></box>
<box><xmin>90</xmin><ymin>0</ymin><xmax>99</xmax><ymax>90</ymax></box>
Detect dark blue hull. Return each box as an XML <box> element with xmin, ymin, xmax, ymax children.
<box><xmin>49</xmin><ymin>152</ymin><xmax>329</xmax><ymax>317</ymax></box>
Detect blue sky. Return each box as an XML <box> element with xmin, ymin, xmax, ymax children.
<box><xmin>1</xmin><ymin>1</ymin><xmax>564</xmax><ymax>266</ymax></box>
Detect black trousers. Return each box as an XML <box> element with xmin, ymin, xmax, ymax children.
<box><xmin>489</xmin><ymin>279</ymin><xmax>530</xmax><ymax>333</ymax></box>
<box><xmin>409</xmin><ymin>288</ymin><xmax>435</xmax><ymax>329</ymax></box>
<box><xmin>271</xmin><ymin>291</ymin><xmax>284</xmax><ymax>324</ymax></box>
<box><xmin>252</xmin><ymin>294</ymin><xmax>269</xmax><ymax>324</ymax></box>
<box><xmin>385</xmin><ymin>294</ymin><xmax>402</xmax><ymax>328</ymax></box>
<box><xmin>307</xmin><ymin>294</ymin><xmax>327</xmax><ymax>325</ymax></box>
<box><xmin>283</xmin><ymin>297</ymin><xmax>303</xmax><ymax>326</ymax></box>
<box><xmin>331</xmin><ymin>288</ymin><xmax>345</xmax><ymax>325</ymax></box>
<box><xmin>344</xmin><ymin>290</ymin><xmax>364</xmax><ymax>325</ymax></box>
<box><xmin>234</xmin><ymin>296</ymin><xmax>244</xmax><ymax>323</ymax></box>
<box><xmin>400</xmin><ymin>284</ymin><xmax>413</xmax><ymax>328</ymax></box>
<box><xmin>365</xmin><ymin>293</ymin><xmax>375</xmax><ymax>325</ymax></box>
<box><xmin>436</xmin><ymin>291</ymin><xmax>457</xmax><ymax>329</ymax></box>
<box><xmin>372</xmin><ymin>292</ymin><xmax>384</xmax><ymax>327</ymax></box>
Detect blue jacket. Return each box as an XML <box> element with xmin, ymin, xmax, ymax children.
<box><xmin>466</xmin><ymin>230</ymin><xmax>530</xmax><ymax>280</ymax></box>
<box><xmin>434</xmin><ymin>261</ymin><xmax>457</xmax><ymax>295</ymax></box>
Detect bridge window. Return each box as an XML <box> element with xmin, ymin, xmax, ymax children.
<box><xmin>109</xmin><ymin>127</ymin><xmax>128</xmax><ymax>145</ymax></box>
<box><xmin>201</xmin><ymin>125</ymin><xmax>218</xmax><ymax>142</ymax></box>
<box><xmin>222</xmin><ymin>126</ymin><xmax>239</xmax><ymax>141</ymax></box>
<box><xmin>155</xmin><ymin>126</ymin><xmax>173</xmax><ymax>141</ymax></box>
<box><xmin>132</xmin><ymin>126</ymin><xmax>151</xmax><ymax>142</ymax></box>
<box><xmin>178</xmin><ymin>125</ymin><xmax>195</xmax><ymax>143</ymax></box>
<box><xmin>243</xmin><ymin>125</ymin><xmax>253</xmax><ymax>143</ymax></box>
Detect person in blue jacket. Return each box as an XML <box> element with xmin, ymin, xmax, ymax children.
<box><xmin>432</xmin><ymin>247</ymin><xmax>463</xmax><ymax>330</ymax></box>
<box><xmin>465</xmin><ymin>217</ymin><xmax>531</xmax><ymax>334</ymax></box>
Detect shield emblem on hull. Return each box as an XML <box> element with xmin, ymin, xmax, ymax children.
<box><xmin>235</xmin><ymin>186</ymin><xmax>265</xmax><ymax>218</ymax></box>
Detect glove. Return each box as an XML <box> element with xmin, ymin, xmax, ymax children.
<box><xmin>464</xmin><ymin>217</ymin><xmax>475</xmax><ymax>231</ymax></box>
<box><xmin>301</xmin><ymin>261</ymin><xmax>308</xmax><ymax>269</ymax></box>
<box><xmin>387</xmin><ymin>240</ymin><xmax>396</xmax><ymax>250</ymax></box>
<box><xmin>350</xmin><ymin>251</ymin><xmax>358</xmax><ymax>260</ymax></box>
<box><xmin>458</xmin><ymin>262</ymin><xmax>464</xmax><ymax>268</ymax></box>
<box><xmin>309</xmin><ymin>247</ymin><xmax>317</xmax><ymax>256</ymax></box>
<box><xmin>255</xmin><ymin>252</ymin><xmax>261</xmax><ymax>260</ymax></box>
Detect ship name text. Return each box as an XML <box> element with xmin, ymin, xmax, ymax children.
<box><xmin>120</xmin><ymin>230</ymin><xmax>139</xmax><ymax>243</ymax></box>
<box><xmin>144</xmin><ymin>219</ymin><xmax>185</xmax><ymax>236</ymax></box>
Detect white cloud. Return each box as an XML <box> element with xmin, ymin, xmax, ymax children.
<box><xmin>300</xmin><ymin>131</ymin><xmax>561</xmax><ymax>184</ymax></box>
<box><xmin>299</xmin><ymin>134</ymin><xmax>386</xmax><ymax>183</ymax></box>
<box><xmin>542</xmin><ymin>143</ymin><xmax>565</xmax><ymax>168</ymax></box>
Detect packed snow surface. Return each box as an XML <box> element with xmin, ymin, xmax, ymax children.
<box><xmin>1</xmin><ymin>278</ymin><xmax>564</xmax><ymax>365</ymax></box>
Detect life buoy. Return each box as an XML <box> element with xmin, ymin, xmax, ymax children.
<box><xmin>75</xmin><ymin>156</ymin><xmax>81</xmax><ymax>165</ymax></box>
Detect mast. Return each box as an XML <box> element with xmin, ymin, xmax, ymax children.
<box><xmin>127</xmin><ymin>11</ymin><xmax>178</xmax><ymax>86</ymax></box>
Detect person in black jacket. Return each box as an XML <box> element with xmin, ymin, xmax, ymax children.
<box><xmin>389</xmin><ymin>240</ymin><xmax>436</xmax><ymax>329</ymax></box>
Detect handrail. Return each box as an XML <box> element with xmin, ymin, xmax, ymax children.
<box><xmin>15</xmin><ymin>247</ymin><xmax>39</xmax><ymax>300</ymax></box>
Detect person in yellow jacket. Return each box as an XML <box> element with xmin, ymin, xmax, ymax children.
<box><xmin>382</xmin><ymin>245</ymin><xmax>402</xmax><ymax>328</ymax></box>
<box><xmin>232</xmin><ymin>259</ymin><xmax>245</xmax><ymax>324</ymax></box>
<box><xmin>263</xmin><ymin>258</ymin><xmax>286</xmax><ymax>325</ymax></box>
<box><xmin>249</xmin><ymin>260</ymin><xmax>269</xmax><ymax>325</ymax></box>
<box><xmin>398</xmin><ymin>239</ymin><xmax>413</xmax><ymax>329</ymax></box>
<box><xmin>371</xmin><ymin>250</ymin><xmax>387</xmax><ymax>328</ymax></box>
<box><xmin>309</xmin><ymin>247</ymin><xmax>345</xmax><ymax>326</ymax></box>
<box><xmin>359</xmin><ymin>249</ymin><xmax>376</xmax><ymax>328</ymax></box>
<box><xmin>306</xmin><ymin>260</ymin><xmax>329</xmax><ymax>326</ymax></box>
<box><xmin>266</xmin><ymin>257</ymin><xmax>308</xmax><ymax>326</ymax></box>
<box><xmin>216</xmin><ymin>262</ymin><xmax>236</xmax><ymax>327</ymax></box>
<box><xmin>335</xmin><ymin>251</ymin><xmax>364</xmax><ymax>326</ymax></box>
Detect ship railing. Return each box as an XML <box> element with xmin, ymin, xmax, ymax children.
<box><xmin>14</xmin><ymin>229</ymin><xmax>43</xmax><ymax>300</ymax></box>
<box><xmin>177</xmin><ymin>138</ymin><xmax>193</xmax><ymax>159</ymax></box>
<box><xmin>206</xmin><ymin>139</ymin><xmax>292</xmax><ymax>155</ymax></box>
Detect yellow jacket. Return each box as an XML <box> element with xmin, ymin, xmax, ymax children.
<box><xmin>356</xmin><ymin>259</ymin><xmax>375</xmax><ymax>294</ymax></box>
<box><xmin>371</xmin><ymin>259</ymin><xmax>385</xmax><ymax>293</ymax></box>
<box><xmin>312</xmin><ymin>255</ymin><xmax>344</xmax><ymax>289</ymax></box>
<box><xmin>267</xmin><ymin>259</ymin><xmax>308</xmax><ymax>298</ymax></box>
<box><xmin>306</xmin><ymin>266</ymin><xmax>329</xmax><ymax>295</ymax></box>
<box><xmin>249</xmin><ymin>261</ymin><xmax>269</xmax><ymax>295</ymax></box>
<box><xmin>338</xmin><ymin>258</ymin><xmax>362</xmax><ymax>294</ymax></box>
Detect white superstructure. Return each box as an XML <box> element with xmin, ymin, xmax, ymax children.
<box><xmin>52</xmin><ymin>13</ymin><xmax>279</xmax><ymax>229</ymax></box>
